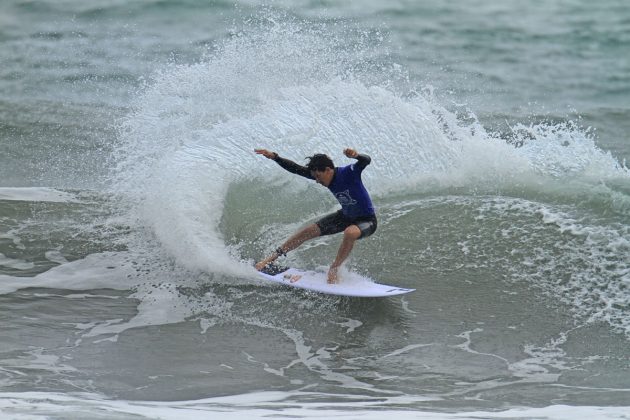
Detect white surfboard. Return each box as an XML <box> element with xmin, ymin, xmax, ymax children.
<box><xmin>257</xmin><ymin>266</ymin><xmax>415</xmax><ymax>297</ymax></box>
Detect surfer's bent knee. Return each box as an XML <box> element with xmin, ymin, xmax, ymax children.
<box><xmin>344</xmin><ymin>225</ymin><xmax>361</xmax><ymax>240</ymax></box>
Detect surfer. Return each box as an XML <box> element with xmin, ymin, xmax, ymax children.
<box><xmin>254</xmin><ymin>148</ymin><xmax>377</xmax><ymax>284</ymax></box>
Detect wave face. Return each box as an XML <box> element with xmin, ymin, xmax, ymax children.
<box><xmin>2</xmin><ymin>4</ymin><xmax>630</xmax><ymax>417</ymax></box>
<box><xmin>113</xmin><ymin>14</ymin><xmax>630</xmax><ymax>342</ymax></box>
<box><xmin>113</xmin><ymin>13</ymin><xmax>628</xmax><ymax>271</ymax></box>
<box><xmin>108</xmin><ymin>14</ymin><xmax>630</xmax><ymax>340</ymax></box>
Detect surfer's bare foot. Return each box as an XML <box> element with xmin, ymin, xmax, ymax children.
<box><xmin>256</xmin><ymin>247</ymin><xmax>287</xmax><ymax>271</ymax></box>
<box><xmin>327</xmin><ymin>267</ymin><xmax>338</xmax><ymax>284</ymax></box>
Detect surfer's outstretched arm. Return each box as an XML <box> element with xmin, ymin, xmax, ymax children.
<box><xmin>254</xmin><ymin>149</ymin><xmax>312</xmax><ymax>179</ymax></box>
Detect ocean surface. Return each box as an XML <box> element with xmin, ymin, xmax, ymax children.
<box><xmin>1</xmin><ymin>0</ymin><xmax>629</xmax><ymax>418</ymax></box>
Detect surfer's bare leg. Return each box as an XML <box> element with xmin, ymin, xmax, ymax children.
<box><xmin>255</xmin><ymin>224</ymin><xmax>321</xmax><ymax>270</ymax></box>
<box><xmin>328</xmin><ymin>225</ymin><xmax>361</xmax><ymax>284</ymax></box>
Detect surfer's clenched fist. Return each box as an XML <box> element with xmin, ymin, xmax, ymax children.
<box><xmin>343</xmin><ymin>148</ymin><xmax>359</xmax><ymax>158</ymax></box>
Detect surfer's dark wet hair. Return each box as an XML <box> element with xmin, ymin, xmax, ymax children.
<box><xmin>306</xmin><ymin>154</ymin><xmax>334</xmax><ymax>172</ymax></box>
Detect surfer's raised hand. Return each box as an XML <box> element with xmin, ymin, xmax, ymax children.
<box><xmin>255</xmin><ymin>149</ymin><xmax>277</xmax><ymax>160</ymax></box>
<box><xmin>343</xmin><ymin>148</ymin><xmax>359</xmax><ymax>158</ymax></box>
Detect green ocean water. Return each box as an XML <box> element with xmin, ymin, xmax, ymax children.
<box><xmin>1</xmin><ymin>1</ymin><xmax>629</xmax><ymax>419</ymax></box>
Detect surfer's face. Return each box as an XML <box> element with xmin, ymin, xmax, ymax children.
<box><xmin>312</xmin><ymin>168</ymin><xmax>334</xmax><ymax>187</ymax></box>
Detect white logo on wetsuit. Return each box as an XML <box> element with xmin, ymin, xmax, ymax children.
<box><xmin>335</xmin><ymin>190</ymin><xmax>357</xmax><ymax>206</ymax></box>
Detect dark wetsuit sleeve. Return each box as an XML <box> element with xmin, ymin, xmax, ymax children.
<box><xmin>354</xmin><ymin>154</ymin><xmax>371</xmax><ymax>172</ymax></box>
<box><xmin>273</xmin><ymin>155</ymin><xmax>314</xmax><ymax>179</ymax></box>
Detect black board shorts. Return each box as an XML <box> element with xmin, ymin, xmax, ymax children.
<box><xmin>315</xmin><ymin>210</ymin><xmax>377</xmax><ymax>239</ymax></box>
